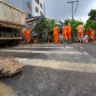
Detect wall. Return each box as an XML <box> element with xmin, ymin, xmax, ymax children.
<box><xmin>32</xmin><ymin>0</ymin><xmax>44</xmax><ymax>16</ymax></box>
<box><xmin>39</xmin><ymin>0</ymin><xmax>44</xmax><ymax>15</ymax></box>
<box><xmin>22</xmin><ymin>0</ymin><xmax>32</xmax><ymax>17</ymax></box>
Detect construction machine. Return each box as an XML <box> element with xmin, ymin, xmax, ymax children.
<box><xmin>0</xmin><ymin>0</ymin><xmax>44</xmax><ymax>46</ymax></box>
<box><xmin>26</xmin><ymin>16</ymin><xmax>44</xmax><ymax>43</ymax></box>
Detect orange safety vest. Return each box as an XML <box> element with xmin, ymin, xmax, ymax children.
<box><xmin>62</xmin><ymin>26</ymin><xmax>67</xmax><ymax>39</ymax></box>
<box><xmin>77</xmin><ymin>24</ymin><xmax>84</xmax><ymax>38</ymax></box>
<box><xmin>53</xmin><ymin>27</ymin><xmax>59</xmax><ymax>44</ymax></box>
<box><xmin>24</xmin><ymin>29</ymin><xmax>31</xmax><ymax>42</ymax></box>
<box><xmin>66</xmin><ymin>25</ymin><xmax>72</xmax><ymax>39</ymax></box>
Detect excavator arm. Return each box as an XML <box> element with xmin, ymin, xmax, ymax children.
<box><xmin>26</xmin><ymin>16</ymin><xmax>44</xmax><ymax>33</ymax></box>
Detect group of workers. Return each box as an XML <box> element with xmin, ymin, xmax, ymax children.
<box><xmin>23</xmin><ymin>22</ymin><xmax>96</xmax><ymax>44</ymax></box>
<box><xmin>53</xmin><ymin>23</ymin><xmax>72</xmax><ymax>44</ymax></box>
<box><xmin>53</xmin><ymin>22</ymin><xmax>96</xmax><ymax>44</ymax></box>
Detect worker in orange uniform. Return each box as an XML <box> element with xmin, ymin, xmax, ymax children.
<box><xmin>24</xmin><ymin>26</ymin><xmax>31</xmax><ymax>44</ymax></box>
<box><xmin>66</xmin><ymin>23</ymin><xmax>72</xmax><ymax>42</ymax></box>
<box><xmin>86</xmin><ymin>29</ymin><xmax>92</xmax><ymax>42</ymax></box>
<box><xmin>53</xmin><ymin>26</ymin><xmax>59</xmax><ymax>44</ymax></box>
<box><xmin>62</xmin><ymin>23</ymin><xmax>68</xmax><ymax>43</ymax></box>
<box><xmin>48</xmin><ymin>35</ymin><xmax>51</xmax><ymax>44</ymax></box>
<box><xmin>77</xmin><ymin>23</ymin><xmax>85</xmax><ymax>43</ymax></box>
<box><xmin>91</xmin><ymin>30</ymin><xmax>95</xmax><ymax>41</ymax></box>
<box><xmin>94</xmin><ymin>30</ymin><xmax>96</xmax><ymax>41</ymax></box>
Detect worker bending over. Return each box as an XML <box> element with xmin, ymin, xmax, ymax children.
<box><xmin>77</xmin><ymin>23</ymin><xmax>85</xmax><ymax>43</ymax></box>
<box><xmin>53</xmin><ymin>26</ymin><xmax>59</xmax><ymax>44</ymax></box>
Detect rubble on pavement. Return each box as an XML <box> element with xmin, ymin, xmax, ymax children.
<box><xmin>0</xmin><ymin>56</ymin><xmax>24</xmax><ymax>77</ymax></box>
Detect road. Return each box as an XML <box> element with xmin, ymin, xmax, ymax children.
<box><xmin>82</xmin><ymin>43</ymin><xmax>96</xmax><ymax>59</ymax></box>
<box><xmin>0</xmin><ymin>43</ymin><xmax>96</xmax><ymax>96</ymax></box>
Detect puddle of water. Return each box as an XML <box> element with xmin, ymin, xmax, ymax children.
<box><xmin>0</xmin><ymin>81</ymin><xmax>16</xmax><ymax>96</ymax></box>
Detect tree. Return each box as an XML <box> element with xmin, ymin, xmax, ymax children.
<box><xmin>88</xmin><ymin>9</ymin><xmax>96</xmax><ymax>21</ymax></box>
<box><xmin>35</xmin><ymin>18</ymin><xmax>56</xmax><ymax>40</ymax></box>
<box><xmin>85</xmin><ymin>9</ymin><xmax>96</xmax><ymax>30</ymax></box>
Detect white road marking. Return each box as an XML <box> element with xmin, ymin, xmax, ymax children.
<box><xmin>13</xmin><ymin>46</ymin><xmax>74</xmax><ymax>49</ymax></box>
<box><xmin>16</xmin><ymin>58</ymin><xmax>96</xmax><ymax>73</ymax></box>
<box><xmin>0</xmin><ymin>49</ymin><xmax>85</xmax><ymax>55</ymax></box>
<box><xmin>65</xmin><ymin>46</ymin><xmax>74</xmax><ymax>48</ymax></box>
<box><xmin>83</xmin><ymin>52</ymin><xmax>89</xmax><ymax>55</ymax></box>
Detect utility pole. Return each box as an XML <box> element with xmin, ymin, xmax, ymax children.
<box><xmin>67</xmin><ymin>0</ymin><xmax>78</xmax><ymax>41</ymax></box>
<box><xmin>67</xmin><ymin>0</ymin><xmax>78</xmax><ymax>20</ymax></box>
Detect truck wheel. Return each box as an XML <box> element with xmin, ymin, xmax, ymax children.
<box><xmin>8</xmin><ymin>40</ymin><xmax>21</xmax><ymax>46</ymax></box>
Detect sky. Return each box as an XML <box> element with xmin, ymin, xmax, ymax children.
<box><xmin>43</xmin><ymin>0</ymin><xmax>96</xmax><ymax>23</ymax></box>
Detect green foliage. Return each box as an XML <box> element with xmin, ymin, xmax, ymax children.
<box><xmin>36</xmin><ymin>18</ymin><xmax>56</xmax><ymax>39</ymax></box>
<box><xmin>85</xmin><ymin>9</ymin><xmax>96</xmax><ymax>30</ymax></box>
<box><xmin>35</xmin><ymin>9</ymin><xmax>96</xmax><ymax>40</ymax></box>
<box><xmin>88</xmin><ymin>9</ymin><xmax>96</xmax><ymax>21</ymax></box>
<box><xmin>36</xmin><ymin>18</ymin><xmax>84</xmax><ymax>38</ymax></box>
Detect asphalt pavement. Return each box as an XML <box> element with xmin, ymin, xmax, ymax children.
<box><xmin>82</xmin><ymin>43</ymin><xmax>96</xmax><ymax>59</ymax></box>
<box><xmin>0</xmin><ymin>43</ymin><xmax>96</xmax><ymax>96</ymax></box>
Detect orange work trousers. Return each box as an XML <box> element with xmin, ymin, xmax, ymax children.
<box><xmin>78</xmin><ymin>32</ymin><xmax>83</xmax><ymax>39</ymax></box>
<box><xmin>25</xmin><ymin>35</ymin><xmax>30</xmax><ymax>43</ymax></box>
<box><xmin>54</xmin><ymin>34</ymin><xmax>59</xmax><ymax>44</ymax></box>
<box><xmin>67</xmin><ymin>32</ymin><xmax>71</xmax><ymax>39</ymax></box>
<box><xmin>63</xmin><ymin>31</ymin><xmax>67</xmax><ymax>40</ymax></box>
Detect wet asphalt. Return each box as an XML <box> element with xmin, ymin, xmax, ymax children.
<box><xmin>0</xmin><ymin>43</ymin><xmax>96</xmax><ymax>96</ymax></box>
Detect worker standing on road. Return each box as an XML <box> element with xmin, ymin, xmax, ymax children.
<box><xmin>24</xmin><ymin>26</ymin><xmax>31</xmax><ymax>44</ymax></box>
<box><xmin>62</xmin><ymin>23</ymin><xmax>68</xmax><ymax>43</ymax></box>
<box><xmin>77</xmin><ymin>23</ymin><xmax>85</xmax><ymax>43</ymax></box>
<box><xmin>91</xmin><ymin>30</ymin><xmax>95</xmax><ymax>41</ymax></box>
<box><xmin>66</xmin><ymin>23</ymin><xmax>72</xmax><ymax>43</ymax></box>
<box><xmin>86</xmin><ymin>29</ymin><xmax>92</xmax><ymax>42</ymax></box>
<box><xmin>94</xmin><ymin>30</ymin><xmax>96</xmax><ymax>41</ymax></box>
<box><xmin>53</xmin><ymin>26</ymin><xmax>59</xmax><ymax>44</ymax></box>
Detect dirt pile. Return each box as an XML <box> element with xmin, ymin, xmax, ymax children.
<box><xmin>0</xmin><ymin>57</ymin><xmax>24</xmax><ymax>77</ymax></box>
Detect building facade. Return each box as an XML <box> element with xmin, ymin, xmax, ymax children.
<box><xmin>5</xmin><ymin>0</ymin><xmax>32</xmax><ymax>18</ymax></box>
<box><xmin>5</xmin><ymin>0</ymin><xmax>44</xmax><ymax>17</ymax></box>
<box><xmin>31</xmin><ymin>0</ymin><xmax>44</xmax><ymax>16</ymax></box>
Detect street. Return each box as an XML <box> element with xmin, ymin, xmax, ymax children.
<box><xmin>0</xmin><ymin>43</ymin><xmax>96</xmax><ymax>96</ymax></box>
<box><xmin>0</xmin><ymin>0</ymin><xmax>96</xmax><ymax>95</ymax></box>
